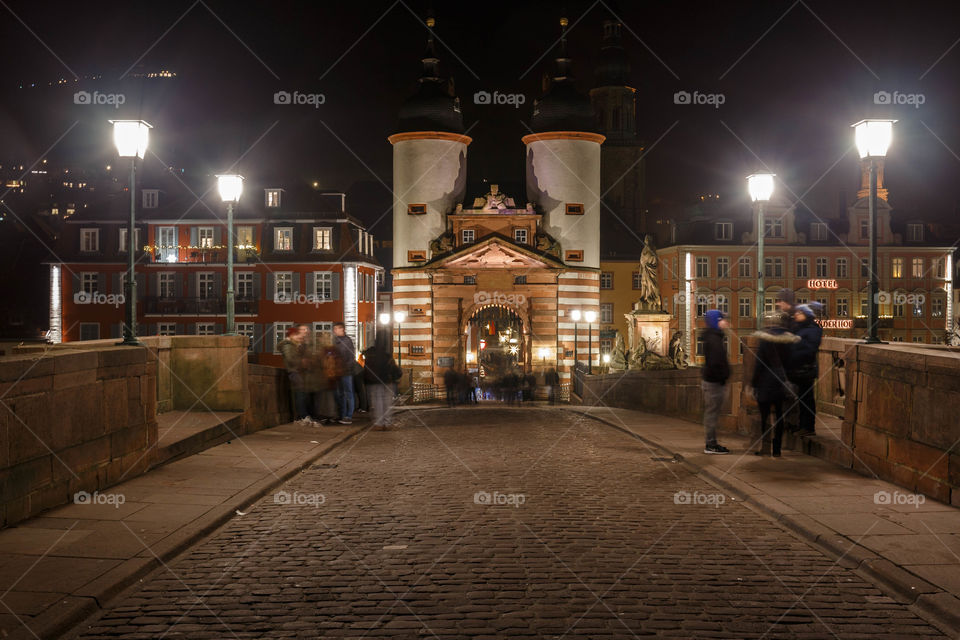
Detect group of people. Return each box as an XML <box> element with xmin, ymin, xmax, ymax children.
<box><xmin>443</xmin><ymin>369</ymin><xmax>479</xmax><ymax>406</ymax></box>
<box><xmin>279</xmin><ymin>322</ymin><xmax>402</xmax><ymax>430</ymax></box>
<box><xmin>442</xmin><ymin>368</ymin><xmax>557</xmax><ymax>405</ymax></box>
<box><xmin>701</xmin><ymin>289</ymin><xmax>824</xmax><ymax>456</ymax></box>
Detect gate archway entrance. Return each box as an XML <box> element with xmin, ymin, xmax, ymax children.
<box><xmin>464</xmin><ymin>304</ymin><xmax>528</xmax><ymax>382</ymax></box>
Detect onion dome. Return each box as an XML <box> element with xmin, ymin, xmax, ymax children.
<box><xmin>530</xmin><ymin>16</ymin><xmax>596</xmax><ymax>134</ymax></box>
<box><xmin>395</xmin><ymin>15</ymin><xmax>464</xmax><ymax>134</ymax></box>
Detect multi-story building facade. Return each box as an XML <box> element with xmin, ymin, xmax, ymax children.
<box><xmin>49</xmin><ymin>181</ymin><xmax>382</xmax><ymax>367</ymax></box>
<box><xmin>656</xmin><ymin>163</ymin><xmax>954</xmax><ymax>363</ymax></box>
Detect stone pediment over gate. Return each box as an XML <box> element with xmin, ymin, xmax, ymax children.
<box><xmin>434</xmin><ymin>237</ymin><xmax>563</xmax><ymax>270</ymax></box>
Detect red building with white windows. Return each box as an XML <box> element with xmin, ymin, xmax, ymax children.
<box><xmin>48</xmin><ymin>179</ymin><xmax>382</xmax><ymax>366</ymax></box>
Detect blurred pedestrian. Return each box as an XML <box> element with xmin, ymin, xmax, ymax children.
<box><xmin>444</xmin><ymin>367</ymin><xmax>458</xmax><ymax>407</ymax></box>
<box><xmin>364</xmin><ymin>336</ymin><xmax>402</xmax><ymax>429</ymax></box>
<box><xmin>788</xmin><ymin>304</ymin><xmax>823</xmax><ymax>436</ymax></box>
<box><xmin>750</xmin><ymin>314</ymin><xmax>800</xmax><ymax>456</ymax></box>
<box><xmin>545</xmin><ymin>368</ymin><xmax>559</xmax><ymax>404</ymax></box>
<box><xmin>332</xmin><ymin>322</ymin><xmax>357</xmax><ymax>425</ymax></box>
<box><xmin>701</xmin><ymin>310</ymin><xmax>731</xmax><ymax>454</ymax></box>
<box><xmin>279</xmin><ymin>324</ymin><xmax>314</xmax><ymax>426</ymax></box>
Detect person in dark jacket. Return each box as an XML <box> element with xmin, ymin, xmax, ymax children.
<box><xmin>701</xmin><ymin>309</ymin><xmax>731</xmax><ymax>454</ymax></box>
<box><xmin>332</xmin><ymin>322</ymin><xmax>357</xmax><ymax>424</ymax></box>
<box><xmin>545</xmin><ymin>368</ymin><xmax>560</xmax><ymax>404</ymax></box>
<box><xmin>363</xmin><ymin>337</ymin><xmax>402</xmax><ymax>429</ymax></box>
<box><xmin>789</xmin><ymin>304</ymin><xmax>823</xmax><ymax>436</ymax></box>
<box><xmin>751</xmin><ymin>316</ymin><xmax>800</xmax><ymax>456</ymax></box>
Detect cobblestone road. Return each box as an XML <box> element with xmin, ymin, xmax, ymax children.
<box><xmin>72</xmin><ymin>407</ymin><xmax>946</xmax><ymax>638</ymax></box>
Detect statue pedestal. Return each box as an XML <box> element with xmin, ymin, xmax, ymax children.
<box><xmin>625</xmin><ymin>310</ymin><xmax>672</xmax><ymax>357</ymax></box>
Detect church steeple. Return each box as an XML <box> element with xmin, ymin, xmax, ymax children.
<box><xmin>530</xmin><ymin>15</ymin><xmax>596</xmax><ymax>134</ymax></box>
<box><xmin>395</xmin><ymin>12</ymin><xmax>463</xmax><ymax>134</ymax></box>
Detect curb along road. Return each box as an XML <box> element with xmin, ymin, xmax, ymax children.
<box><xmin>566</xmin><ymin>407</ymin><xmax>960</xmax><ymax>638</ymax></box>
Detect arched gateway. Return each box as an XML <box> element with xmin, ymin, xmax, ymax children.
<box><xmin>388</xmin><ymin>15</ymin><xmax>603</xmax><ymax>391</ymax></box>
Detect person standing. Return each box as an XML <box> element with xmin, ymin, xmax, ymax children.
<box><xmin>332</xmin><ymin>322</ymin><xmax>357</xmax><ymax>425</ymax></box>
<box><xmin>545</xmin><ymin>367</ymin><xmax>559</xmax><ymax>404</ymax></box>
<box><xmin>364</xmin><ymin>337</ymin><xmax>402</xmax><ymax>429</ymax></box>
<box><xmin>789</xmin><ymin>304</ymin><xmax>823</xmax><ymax>436</ymax></box>
<box><xmin>701</xmin><ymin>310</ymin><xmax>731</xmax><ymax>454</ymax></box>
<box><xmin>750</xmin><ymin>315</ymin><xmax>800</xmax><ymax>456</ymax></box>
<box><xmin>279</xmin><ymin>324</ymin><xmax>313</xmax><ymax>426</ymax></box>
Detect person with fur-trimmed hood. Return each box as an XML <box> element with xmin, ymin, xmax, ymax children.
<box><xmin>751</xmin><ymin>314</ymin><xmax>801</xmax><ymax>456</ymax></box>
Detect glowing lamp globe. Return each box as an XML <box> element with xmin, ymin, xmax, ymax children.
<box><xmin>216</xmin><ymin>174</ymin><xmax>244</xmax><ymax>204</ymax></box>
<box><xmin>746</xmin><ymin>173</ymin><xmax>775</xmax><ymax>202</ymax></box>
<box><xmin>852</xmin><ymin>119</ymin><xmax>895</xmax><ymax>159</ymax></box>
<box><xmin>110</xmin><ymin>120</ymin><xmax>152</xmax><ymax>159</ymax></box>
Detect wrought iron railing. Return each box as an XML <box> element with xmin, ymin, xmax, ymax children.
<box><xmin>143</xmin><ymin>296</ymin><xmax>259</xmax><ymax>315</ymax></box>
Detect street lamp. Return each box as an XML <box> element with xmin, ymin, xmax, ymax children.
<box><xmin>747</xmin><ymin>172</ymin><xmax>775</xmax><ymax>322</ymax></box>
<box><xmin>853</xmin><ymin>119</ymin><xmax>896</xmax><ymax>344</ymax></box>
<box><xmin>110</xmin><ymin>119</ymin><xmax>152</xmax><ymax>346</ymax></box>
<box><xmin>602</xmin><ymin>352</ymin><xmax>611</xmax><ymax>373</ymax></box>
<box><xmin>393</xmin><ymin>310</ymin><xmax>406</xmax><ymax>367</ymax></box>
<box><xmin>584</xmin><ymin>310</ymin><xmax>597</xmax><ymax>374</ymax></box>
<box><xmin>570</xmin><ymin>309</ymin><xmax>581</xmax><ymax>370</ymax></box>
<box><xmin>216</xmin><ymin>174</ymin><xmax>243</xmax><ymax>335</ymax></box>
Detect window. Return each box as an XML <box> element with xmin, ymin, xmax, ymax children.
<box><xmin>891</xmin><ymin>336</ymin><xmax>904</xmax><ymax>342</ymax></box>
<box><xmin>695</xmin><ymin>338</ymin><xmax>704</xmax><ymax>357</ymax></box>
<box><xmin>716</xmin><ymin>257</ymin><xmax>729</xmax><ymax>279</ymax></box>
<box><xmin>514</xmin><ymin>275</ymin><xmax>526</xmax><ymax>284</ymax></box>
<box><xmin>817</xmin><ymin>297</ymin><xmax>828</xmax><ymax>310</ymax></box>
<box><xmin>912</xmin><ymin>335</ymin><xmax>925</xmax><ymax>343</ymax></box>
<box><xmin>935</xmin><ymin>257</ymin><xmax>946</xmax><ymax>279</ymax></box>
<box><xmin>308</xmin><ymin>227</ymin><xmax>331</xmax><ymax>251</ymax></box>
<box><xmin>911</xmin><ymin>257</ymin><xmax>923</xmax><ymax>278</ymax></box>
<box><xmin>696</xmin><ymin>297</ymin><xmax>708</xmax><ymax>317</ymax></box>
<box><xmin>859</xmin><ymin>219</ymin><xmax>869</xmax><ymax>239</ymax></box>
<box><xmin>236</xmin><ymin>323</ymin><xmax>254</xmax><ymax>351</ymax></box>
<box><xmin>907</xmin><ymin>223</ymin><xmax>924</xmax><ymax>242</ymax></box>
<box><xmin>738</xmin><ymin>257</ymin><xmax>752</xmax><ymax>278</ymax></box>
<box><xmin>274</xmin><ymin>273</ymin><xmax>293</xmax><ymax>302</ymax></box>
<box><xmin>274</xmin><ymin>227</ymin><xmax>293</xmax><ymax>251</ymax></box>
<box><xmin>407</xmin><ymin>203</ymin><xmax>427</xmax><ymax>215</ymax></box>
<box><xmin>313</xmin><ymin>322</ymin><xmax>333</xmax><ymax>342</ymax></box>
<box><xmin>600</xmin><ymin>338</ymin><xmax>612</xmax><ymax>354</ymax></box>
<box><xmin>376</xmin><ymin>271</ymin><xmax>385</xmax><ymax>287</ymax></box>
<box><xmin>764</xmin><ymin>297</ymin><xmax>775</xmax><ymax>315</ymax></box>
<box><xmin>764</xmin><ymin>217</ymin><xmax>783</xmax><ymax>238</ymax></box>
<box><xmin>79</xmin><ymin>323</ymin><xmax>100</xmax><ymax>341</ymax></box>
<box><xmin>158</xmin><ymin>323</ymin><xmax>176</xmax><ymax>336</ymax></box>
<box><xmin>600</xmin><ymin>303</ymin><xmax>614</xmax><ymax>323</ymax></box>
<box><xmin>795</xmin><ymin>295</ymin><xmax>808</xmax><ymax>305</ymax></box>
<box><xmin>836</xmin><ymin>258</ymin><xmax>848</xmax><ymax>278</ymax></box>
<box><xmin>514</xmin><ymin>228</ymin><xmax>528</xmax><ymax>244</ymax></box>
<box><xmin>632</xmin><ymin>272</ymin><xmax>642</xmax><ymax>290</ymax></box>
<box><xmin>796</xmin><ymin>257</ymin><xmax>809</xmax><ymax>278</ymax></box>
<box><xmin>695</xmin><ymin>257</ymin><xmax>709</xmax><ymax>278</ymax></box>
<box><xmin>313</xmin><ymin>272</ymin><xmax>333</xmax><ymax>301</ymax></box>
<box><xmin>739</xmin><ymin>297</ymin><xmax>751</xmax><ymax>318</ymax></box>
<box><xmin>860</xmin><ymin>297</ymin><xmax>869</xmax><ymax>317</ymax></box>
<box><xmin>462</xmin><ymin>229</ymin><xmax>475</xmax><ymax>244</ymax></box>
<box><xmin>197</xmin><ymin>323</ymin><xmax>216</xmax><ymax>336</ymax></box>
<box><xmin>565</xmin><ymin>250</ymin><xmax>584</xmax><ymax>262</ymax></box>
<box><xmin>933</xmin><ymin>298</ymin><xmax>945</xmax><ymax>318</ymax></box>
<box><xmin>893</xmin><ymin>301</ymin><xmax>904</xmax><ymax>317</ymax></box>
<box><xmin>198</xmin><ymin>227</ymin><xmax>214</xmax><ymax>248</ymax></box>
<box><xmin>80</xmin><ymin>228</ymin><xmax>99</xmax><ymax>252</ymax></box>
<box><xmin>816</xmin><ymin>257</ymin><xmax>828</xmax><ymax>278</ymax></box>
<box><xmin>198</xmin><ymin>273</ymin><xmax>216</xmax><ymax>299</ymax></box>
<box><xmin>265</xmin><ymin>189</ymin><xmax>282</xmax><ymax>208</ymax></box>
<box><xmin>565</xmin><ymin>203</ymin><xmax>584</xmax><ymax>215</ymax></box>
<box><xmin>717</xmin><ymin>295</ymin><xmax>729</xmax><ymax>315</ymax></box>
<box><xmin>407</xmin><ymin>250</ymin><xmax>427</xmax><ymax>262</ymax></box>
<box><xmin>913</xmin><ymin>299</ymin><xmax>924</xmax><ymax>317</ymax></box>
<box><xmin>81</xmin><ymin>272</ymin><xmax>97</xmax><ymax>295</ymax></box>
<box><xmin>600</xmin><ymin>272</ymin><xmax>613</xmax><ymax>289</ymax></box>
<box><xmin>892</xmin><ymin>257</ymin><xmax>903</xmax><ymax>279</ymax></box>
<box><xmin>236</xmin><ymin>226</ymin><xmax>254</xmax><ymax>248</ymax></box>
<box><xmin>119</xmin><ymin>228</ymin><xmax>141</xmax><ymax>252</ymax></box>
<box><xmin>273</xmin><ymin>322</ymin><xmax>292</xmax><ymax>352</ymax></box>
<box><xmin>810</xmin><ymin>222</ymin><xmax>827</xmax><ymax>241</ymax></box>
<box><xmin>764</xmin><ymin>257</ymin><xmax>783</xmax><ymax>278</ymax></box>
<box><xmin>464</xmin><ymin>275</ymin><xmax>476</xmax><ymax>285</ymax></box>
<box><xmin>715</xmin><ymin>222</ymin><xmax>732</xmax><ymax>240</ymax></box>
<box><xmin>142</xmin><ymin>189</ymin><xmax>158</xmax><ymax>208</ymax></box>
<box><xmin>157</xmin><ymin>226</ymin><xmax>177</xmax><ymax>263</ymax></box>
<box><xmin>861</xmin><ymin>258</ymin><xmax>870</xmax><ymax>278</ymax></box>
<box><xmin>836</xmin><ymin>298</ymin><xmax>849</xmax><ymax>317</ymax></box>
<box><xmin>159</xmin><ymin>273</ymin><xmax>176</xmax><ymax>298</ymax></box>
<box><xmin>237</xmin><ymin>272</ymin><xmax>254</xmax><ymax>299</ymax></box>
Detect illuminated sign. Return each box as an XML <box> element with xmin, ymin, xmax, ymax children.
<box><xmin>818</xmin><ymin>319</ymin><xmax>853</xmax><ymax>329</ymax></box>
<box><xmin>807</xmin><ymin>279</ymin><xmax>838</xmax><ymax>290</ymax></box>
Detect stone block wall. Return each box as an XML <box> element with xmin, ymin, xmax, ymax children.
<box><xmin>0</xmin><ymin>346</ymin><xmax>158</xmax><ymax>527</ymax></box>
<box><xmin>247</xmin><ymin>364</ymin><xmax>292</xmax><ymax>432</ymax></box>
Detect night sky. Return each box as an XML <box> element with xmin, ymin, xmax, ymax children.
<box><xmin>3</xmin><ymin>0</ymin><xmax>960</xmax><ymax>237</ymax></box>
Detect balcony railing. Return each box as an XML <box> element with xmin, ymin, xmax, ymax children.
<box><xmin>143</xmin><ymin>296</ymin><xmax>259</xmax><ymax>315</ymax></box>
<box><xmin>150</xmin><ymin>248</ymin><xmax>261</xmax><ymax>264</ymax></box>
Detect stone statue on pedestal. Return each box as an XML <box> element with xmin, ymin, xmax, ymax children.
<box><xmin>629</xmin><ymin>337</ymin><xmax>675</xmax><ymax>370</ymax></box>
<box><xmin>669</xmin><ymin>331</ymin><xmax>688</xmax><ymax>369</ymax></box>
<box><xmin>636</xmin><ymin>235</ymin><xmax>661</xmax><ymax>311</ymax></box>
<box><xmin>608</xmin><ymin>334</ymin><xmax>627</xmax><ymax>371</ymax></box>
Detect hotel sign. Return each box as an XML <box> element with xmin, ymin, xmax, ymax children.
<box><xmin>807</xmin><ymin>279</ymin><xmax>838</xmax><ymax>290</ymax></box>
<box><xmin>818</xmin><ymin>319</ymin><xmax>854</xmax><ymax>330</ymax></box>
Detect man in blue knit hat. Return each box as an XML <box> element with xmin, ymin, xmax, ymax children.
<box><xmin>701</xmin><ymin>309</ymin><xmax>731</xmax><ymax>454</ymax></box>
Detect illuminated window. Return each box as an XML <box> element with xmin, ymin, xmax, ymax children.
<box><xmin>80</xmin><ymin>228</ymin><xmax>99</xmax><ymax>252</ymax></box>
<box><xmin>198</xmin><ymin>227</ymin><xmax>214</xmax><ymax>248</ymax></box>
<box><xmin>274</xmin><ymin>227</ymin><xmax>293</xmax><ymax>251</ymax></box>
<box><xmin>911</xmin><ymin>258</ymin><xmax>923</xmax><ymax>278</ymax></box>
<box><xmin>265</xmin><ymin>189</ymin><xmax>282</xmax><ymax>208</ymax></box>
<box><xmin>236</xmin><ymin>226</ymin><xmax>254</xmax><ymax>248</ymax></box>
<box><xmin>891</xmin><ymin>257</ymin><xmax>903</xmax><ymax>279</ymax></box>
<box><xmin>313</xmin><ymin>227</ymin><xmax>332</xmax><ymax>250</ymax></box>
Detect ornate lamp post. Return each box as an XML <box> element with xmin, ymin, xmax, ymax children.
<box><xmin>584</xmin><ymin>310</ymin><xmax>597</xmax><ymax>374</ymax></box>
<box><xmin>110</xmin><ymin>119</ymin><xmax>151</xmax><ymax>346</ymax></box>
<box><xmin>747</xmin><ymin>172</ymin><xmax>775</xmax><ymax>322</ymax></box>
<box><xmin>216</xmin><ymin>174</ymin><xmax>243</xmax><ymax>335</ymax></box>
<box><xmin>852</xmin><ymin>119</ymin><xmax>895</xmax><ymax>344</ymax></box>
<box><xmin>570</xmin><ymin>309</ymin><xmax>581</xmax><ymax>369</ymax></box>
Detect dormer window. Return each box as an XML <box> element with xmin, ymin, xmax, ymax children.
<box><xmin>714</xmin><ymin>222</ymin><xmax>732</xmax><ymax>240</ymax></box>
<box><xmin>907</xmin><ymin>223</ymin><xmax>924</xmax><ymax>242</ymax></box>
<box><xmin>313</xmin><ymin>227</ymin><xmax>332</xmax><ymax>251</ymax></box>
<box><xmin>80</xmin><ymin>228</ymin><xmax>99</xmax><ymax>252</ymax></box>
<box><xmin>763</xmin><ymin>217</ymin><xmax>783</xmax><ymax>238</ymax></box>
<box><xmin>810</xmin><ymin>222</ymin><xmax>827</xmax><ymax>241</ymax></box>
<box><xmin>462</xmin><ymin>229</ymin><xmax>475</xmax><ymax>244</ymax></box>
<box><xmin>265</xmin><ymin>189</ymin><xmax>282</xmax><ymax>208</ymax></box>
<box><xmin>514</xmin><ymin>228</ymin><xmax>528</xmax><ymax>244</ymax></box>
<box><xmin>142</xmin><ymin>189</ymin><xmax>158</xmax><ymax>208</ymax></box>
